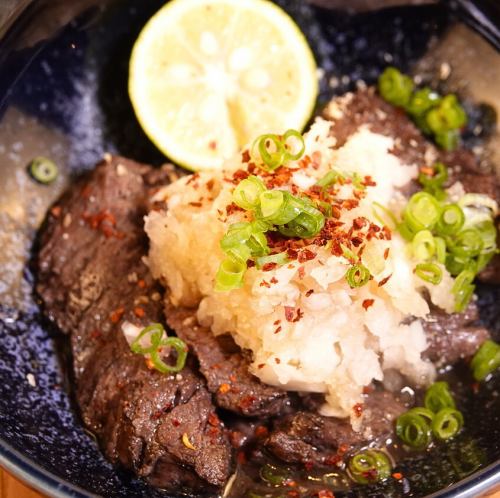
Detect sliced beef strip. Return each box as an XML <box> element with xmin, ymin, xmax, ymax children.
<box><xmin>36</xmin><ymin>157</ymin><xmax>231</xmax><ymax>491</ymax></box>
<box><xmin>165</xmin><ymin>302</ymin><xmax>292</xmax><ymax>417</ymax></box>
<box><xmin>422</xmin><ymin>302</ymin><xmax>490</xmax><ymax>367</ymax></box>
<box><xmin>265</xmin><ymin>390</ymin><xmax>405</xmax><ymax>466</ymax></box>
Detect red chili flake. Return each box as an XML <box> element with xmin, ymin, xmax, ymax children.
<box><xmin>145</xmin><ymin>358</ymin><xmax>155</xmax><ymax>370</ymax></box>
<box><xmin>351</xmin><ymin>236</ymin><xmax>363</xmax><ymax>247</ymax></box>
<box><xmin>287</xmin><ymin>491</ymin><xmax>300</xmax><ymax>498</ymax></box>
<box><xmin>206</xmin><ymin>179</ymin><xmax>215</xmax><ymax>191</ymax></box>
<box><xmin>188</xmin><ymin>201</ymin><xmax>202</xmax><ymax>207</ymax></box>
<box><xmin>292</xmin><ymin>308</ymin><xmax>304</xmax><ymax>323</ymax></box>
<box><xmin>232</xmin><ymin>169</ymin><xmax>250</xmax><ymax>182</ymax></box>
<box><xmin>237</xmin><ymin>451</ymin><xmax>247</xmax><ymax>465</ymax></box>
<box><xmin>472</xmin><ymin>382</ymin><xmax>480</xmax><ymax>394</ymax></box>
<box><xmin>260</xmin><ymin>280</ymin><xmax>271</xmax><ymax>288</ymax></box>
<box><xmin>274</xmin><ymin>326</ymin><xmax>282</xmax><ymax>334</ymax></box>
<box><xmin>273</xmin><ymin>319</ymin><xmax>281</xmax><ymax>326</ymax></box>
<box><xmin>208</xmin><ymin>412</ymin><xmax>219</xmax><ymax>427</ymax></box>
<box><xmin>353</xmin><ymin>217</ymin><xmax>367</xmax><ymax>230</ymax></box>
<box><xmin>353</xmin><ymin>403</ymin><xmax>363</xmax><ymax>418</ymax></box>
<box><xmin>392</xmin><ymin>472</ymin><xmax>403</xmax><ymax>480</ymax></box>
<box><xmin>229</xmin><ymin>374</ymin><xmax>237</xmax><ymax>383</ymax></box>
<box><xmin>382</xmin><ymin>225</ymin><xmax>392</xmax><ymax>240</ymax></box>
<box><xmin>420</xmin><ymin>166</ymin><xmax>434</xmax><ymax>176</ymax></box>
<box><xmin>318</xmin><ymin>490</ymin><xmax>335</xmax><ymax>498</ymax></box>
<box><xmin>208</xmin><ymin>426</ymin><xmax>220</xmax><ymax>438</ymax></box>
<box><xmin>225</xmin><ymin>202</ymin><xmax>244</xmax><ymax>215</ymax></box>
<box><xmin>324</xmin><ymin>454</ymin><xmax>342</xmax><ymax>466</ymax></box>
<box><xmin>186</xmin><ymin>173</ymin><xmax>200</xmax><ymax>185</ymax></box>
<box><xmin>342</xmin><ymin>199</ymin><xmax>359</xmax><ymax>210</ymax></box>
<box><xmin>254</xmin><ymin>426</ymin><xmax>269</xmax><ymax>438</ymax></box>
<box><xmin>304</xmin><ymin>461</ymin><xmax>314</xmax><ymax>471</ymax></box>
<box><xmin>239</xmin><ymin>395</ymin><xmax>256</xmax><ymax>410</ymax></box>
<box><xmin>285</xmin><ymin>480</ymin><xmax>298</xmax><ymax>488</ymax></box>
<box><xmin>338</xmin><ymin>443</ymin><xmax>349</xmax><ymax>455</ymax></box>
<box><xmin>362</xmin><ymin>299</ymin><xmax>375</xmax><ymax>311</ymax></box>
<box><xmin>274</xmin><ymin>357</ymin><xmax>281</xmax><ymax>364</ymax></box>
<box><xmin>384</xmin><ymin>247</ymin><xmax>390</xmax><ymax>260</ymax></box>
<box><xmin>90</xmin><ymin>330</ymin><xmax>102</xmax><ymax>340</ymax></box>
<box><xmin>331</xmin><ymin>205</ymin><xmax>342</xmax><ymax>219</ymax></box>
<box><xmin>363</xmin><ymin>175</ymin><xmax>377</xmax><ymax>187</ymax></box>
<box><xmin>378</xmin><ymin>274</ymin><xmax>392</xmax><ymax>287</ymax></box>
<box><xmin>50</xmin><ymin>206</ymin><xmax>62</xmax><ymax>217</ymax></box>
<box><xmin>137</xmin><ymin>279</ymin><xmax>146</xmax><ymax>289</ymax></box>
<box><xmin>134</xmin><ymin>307</ymin><xmax>145</xmax><ymax>318</ymax></box>
<box><xmin>110</xmin><ymin>307</ymin><xmax>125</xmax><ymax>323</ymax></box>
<box><xmin>257</xmin><ymin>363</ymin><xmax>265</xmax><ymax>369</ymax></box>
<box><xmin>298</xmin><ymin>249</ymin><xmax>316</xmax><ymax>263</ymax></box>
<box><xmin>241</xmin><ymin>150</ymin><xmax>251</xmax><ymax>163</ymax></box>
<box><xmin>305</xmin><ymin>289</ymin><xmax>314</xmax><ymax>297</ymax></box>
<box><xmin>262</xmin><ymin>262</ymin><xmax>278</xmax><ymax>272</ymax></box>
<box><xmin>286</xmin><ymin>248</ymin><xmax>299</xmax><ymax>260</ymax></box>
<box><xmin>172</xmin><ymin>419</ymin><xmax>181</xmax><ymax>427</ymax></box>
<box><xmin>208</xmin><ymin>140</ymin><xmax>217</xmax><ymax>150</ymax></box>
<box><xmin>270</xmin><ymin>277</ymin><xmax>278</xmax><ymax>284</ymax></box>
<box><xmin>219</xmin><ymin>383</ymin><xmax>231</xmax><ymax>394</ymax></box>
<box><xmin>298</xmin><ymin>266</ymin><xmax>306</xmax><ymax>279</ymax></box>
<box><xmin>247</xmin><ymin>260</ymin><xmax>255</xmax><ymax>268</ymax></box>
<box><xmin>284</xmin><ymin>306</ymin><xmax>295</xmax><ymax>322</ymax></box>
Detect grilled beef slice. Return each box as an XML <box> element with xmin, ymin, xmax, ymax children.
<box><xmin>36</xmin><ymin>156</ymin><xmax>231</xmax><ymax>491</ymax></box>
<box><xmin>165</xmin><ymin>303</ymin><xmax>291</xmax><ymax>417</ymax></box>
<box><xmin>423</xmin><ymin>302</ymin><xmax>490</xmax><ymax>367</ymax></box>
<box><xmin>266</xmin><ymin>390</ymin><xmax>405</xmax><ymax>466</ymax></box>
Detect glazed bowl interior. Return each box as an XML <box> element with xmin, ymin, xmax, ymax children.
<box><xmin>0</xmin><ymin>1</ymin><xmax>499</xmax><ymax>497</ymax></box>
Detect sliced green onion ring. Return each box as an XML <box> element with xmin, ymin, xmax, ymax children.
<box><xmin>378</xmin><ymin>67</ymin><xmax>414</xmax><ymax>108</ymax></box>
<box><xmin>418</xmin><ymin>162</ymin><xmax>448</xmax><ymax>190</ymax></box>
<box><xmin>29</xmin><ymin>157</ymin><xmax>59</xmax><ymax>184</ymax></box>
<box><xmin>215</xmin><ymin>257</ymin><xmax>247</xmax><ymax>291</ymax></box>
<box><xmin>435</xmin><ymin>236</ymin><xmax>447</xmax><ymax>264</ymax></box>
<box><xmin>412</xmin><ymin>230</ymin><xmax>436</xmax><ymax>261</ymax></box>
<box><xmin>470</xmin><ymin>339</ymin><xmax>500</xmax><ymax>381</ymax></box>
<box><xmin>372</xmin><ymin>202</ymin><xmax>398</xmax><ymax>231</ymax></box>
<box><xmin>232</xmin><ymin>175</ymin><xmax>266</xmax><ymax>210</ymax></box>
<box><xmin>396</xmin><ymin>407</ymin><xmax>434</xmax><ymax>449</ymax></box>
<box><xmin>424</xmin><ymin>381</ymin><xmax>456</xmax><ymax>413</ymax></box>
<box><xmin>414</xmin><ymin>262</ymin><xmax>442</xmax><ymax>285</ymax></box>
<box><xmin>130</xmin><ymin>323</ymin><xmax>164</xmax><ymax>355</ymax></box>
<box><xmin>403</xmin><ymin>192</ymin><xmax>442</xmax><ymax>232</ymax></box>
<box><xmin>316</xmin><ymin>169</ymin><xmax>344</xmax><ymax>188</ymax></box>
<box><xmin>450</xmin><ymin>228</ymin><xmax>484</xmax><ymax>258</ymax></box>
<box><xmin>282</xmin><ymin>129</ymin><xmax>305</xmax><ymax>161</ymax></box>
<box><xmin>252</xmin><ymin>134</ymin><xmax>285</xmax><ymax>171</ymax></box>
<box><xmin>431</xmin><ymin>408</ymin><xmax>464</xmax><ymax>441</ymax></box>
<box><xmin>150</xmin><ymin>337</ymin><xmax>188</xmax><ymax>374</ymax></box>
<box><xmin>436</xmin><ymin>204</ymin><xmax>465</xmax><ymax>235</ymax></box>
<box><xmin>452</xmin><ymin>268</ymin><xmax>476</xmax><ymax>312</ymax></box>
<box><xmin>407</xmin><ymin>87</ymin><xmax>441</xmax><ymax>117</ymax></box>
<box><xmin>255</xmin><ymin>252</ymin><xmax>289</xmax><ymax>269</ymax></box>
<box><xmin>347</xmin><ymin>449</ymin><xmax>392</xmax><ymax>484</ymax></box>
<box><xmin>278</xmin><ymin>203</ymin><xmax>325</xmax><ymax>239</ymax></box>
<box><xmin>260</xmin><ymin>463</ymin><xmax>288</xmax><ymax>486</ymax></box>
<box><xmin>345</xmin><ymin>264</ymin><xmax>371</xmax><ymax>288</ymax></box>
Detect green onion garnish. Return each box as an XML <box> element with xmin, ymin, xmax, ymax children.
<box><xmin>252</xmin><ymin>134</ymin><xmax>286</xmax><ymax>171</ymax></box>
<box><xmin>424</xmin><ymin>381</ymin><xmax>456</xmax><ymax>414</ymax></box>
<box><xmin>130</xmin><ymin>324</ymin><xmax>187</xmax><ymax>374</ymax></box>
<box><xmin>215</xmin><ymin>257</ymin><xmax>247</xmax><ymax>291</ymax></box>
<box><xmin>449</xmin><ymin>228</ymin><xmax>484</xmax><ymax>258</ymax></box>
<box><xmin>345</xmin><ymin>264</ymin><xmax>371</xmax><ymax>288</ymax></box>
<box><xmin>426</xmin><ymin>94</ymin><xmax>467</xmax><ymax>134</ymax></box>
<box><xmin>278</xmin><ymin>202</ymin><xmax>325</xmax><ymax>239</ymax></box>
<box><xmin>411</xmin><ymin>230</ymin><xmax>436</xmax><ymax>260</ymax></box>
<box><xmin>255</xmin><ymin>251</ymin><xmax>289</xmax><ymax>269</ymax></box>
<box><xmin>282</xmin><ymin>129</ymin><xmax>306</xmax><ymax>161</ymax></box>
<box><xmin>435</xmin><ymin>129</ymin><xmax>460</xmax><ymax>152</ymax></box>
<box><xmin>378</xmin><ymin>67</ymin><xmax>414</xmax><ymax>108</ymax></box>
<box><xmin>431</xmin><ymin>408</ymin><xmax>464</xmax><ymax>441</ymax></box>
<box><xmin>260</xmin><ymin>463</ymin><xmax>289</xmax><ymax>486</ymax></box>
<box><xmin>396</xmin><ymin>407</ymin><xmax>434</xmax><ymax>449</ymax></box>
<box><xmin>28</xmin><ymin>157</ymin><xmax>59</xmax><ymax>184</ymax></box>
<box><xmin>470</xmin><ymin>340</ymin><xmax>500</xmax><ymax>381</ymax></box>
<box><xmin>414</xmin><ymin>262</ymin><xmax>442</xmax><ymax>285</ymax></box>
<box><xmin>232</xmin><ymin>175</ymin><xmax>266</xmax><ymax>210</ymax></box>
<box><xmin>347</xmin><ymin>449</ymin><xmax>392</xmax><ymax>484</ymax></box>
<box><xmin>315</xmin><ymin>169</ymin><xmax>344</xmax><ymax>188</ymax></box>
<box><xmin>435</xmin><ymin>236</ymin><xmax>447</xmax><ymax>264</ymax></box>
<box><xmin>403</xmin><ymin>192</ymin><xmax>441</xmax><ymax>232</ymax></box>
<box><xmin>452</xmin><ymin>268</ymin><xmax>476</xmax><ymax>312</ymax></box>
<box><xmin>407</xmin><ymin>87</ymin><xmax>441</xmax><ymax>117</ymax></box>
<box><xmin>436</xmin><ymin>204</ymin><xmax>465</xmax><ymax>235</ymax></box>
<box><xmin>418</xmin><ymin>162</ymin><xmax>448</xmax><ymax>191</ymax></box>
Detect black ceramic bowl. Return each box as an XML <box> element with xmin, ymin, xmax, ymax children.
<box><xmin>0</xmin><ymin>1</ymin><xmax>499</xmax><ymax>497</ymax></box>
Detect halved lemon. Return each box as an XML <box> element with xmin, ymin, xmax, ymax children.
<box><xmin>129</xmin><ymin>0</ymin><xmax>318</xmax><ymax>171</ymax></box>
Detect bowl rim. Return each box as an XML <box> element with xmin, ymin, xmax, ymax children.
<box><xmin>0</xmin><ymin>1</ymin><xmax>499</xmax><ymax>497</ymax></box>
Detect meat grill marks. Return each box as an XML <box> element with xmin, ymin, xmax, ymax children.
<box><xmin>36</xmin><ymin>157</ymin><xmax>231</xmax><ymax>491</ymax></box>
<box><xmin>266</xmin><ymin>391</ymin><xmax>406</xmax><ymax>466</ymax></box>
<box><xmin>165</xmin><ymin>303</ymin><xmax>292</xmax><ymax>417</ymax></box>
<box><xmin>423</xmin><ymin>302</ymin><xmax>490</xmax><ymax>367</ymax></box>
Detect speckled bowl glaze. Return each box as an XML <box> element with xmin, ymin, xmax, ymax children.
<box><xmin>0</xmin><ymin>1</ymin><xmax>499</xmax><ymax>497</ymax></box>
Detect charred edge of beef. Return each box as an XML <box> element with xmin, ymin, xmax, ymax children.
<box><xmin>165</xmin><ymin>303</ymin><xmax>292</xmax><ymax>417</ymax></box>
<box><xmin>36</xmin><ymin>156</ymin><xmax>231</xmax><ymax>490</ymax></box>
